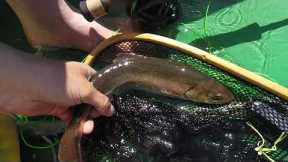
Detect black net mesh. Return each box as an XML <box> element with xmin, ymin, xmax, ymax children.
<box><xmin>81</xmin><ymin>40</ymin><xmax>288</xmax><ymax>162</ymax></box>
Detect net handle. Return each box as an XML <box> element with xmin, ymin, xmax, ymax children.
<box><xmin>86</xmin><ymin>33</ymin><xmax>288</xmax><ymax>102</ymax></box>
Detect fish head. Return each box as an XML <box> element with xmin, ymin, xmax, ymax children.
<box><xmin>183</xmin><ymin>80</ymin><xmax>234</xmax><ymax>104</ymax></box>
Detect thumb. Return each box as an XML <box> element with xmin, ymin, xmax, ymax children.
<box><xmin>83</xmin><ymin>88</ymin><xmax>114</xmax><ymax>117</ymax></box>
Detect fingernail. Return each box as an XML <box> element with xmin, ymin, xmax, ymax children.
<box><xmin>108</xmin><ymin>105</ymin><xmax>115</xmax><ymax>116</ymax></box>
<box><xmin>83</xmin><ymin>120</ymin><xmax>94</xmax><ymax>134</ymax></box>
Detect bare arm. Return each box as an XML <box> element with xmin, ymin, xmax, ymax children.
<box><xmin>6</xmin><ymin>0</ymin><xmax>113</xmax><ymax>51</ymax></box>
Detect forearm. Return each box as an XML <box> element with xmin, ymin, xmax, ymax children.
<box><xmin>0</xmin><ymin>43</ymin><xmax>63</xmax><ymax>107</ymax></box>
<box><xmin>6</xmin><ymin>0</ymin><xmax>70</xmax><ymax>27</ymax></box>
<box><xmin>6</xmin><ymin>0</ymin><xmax>113</xmax><ymax>51</ymax></box>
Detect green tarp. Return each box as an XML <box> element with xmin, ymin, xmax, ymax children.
<box><xmin>160</xmin><ymin>0</ymin><xmax>288</xmax><ymax>87</ymax></box>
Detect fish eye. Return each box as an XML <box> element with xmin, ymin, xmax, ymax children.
<box><xmin>210</xmin><ymin>93</ymin><xmax>224</xmax><ymax>101</ymax></box>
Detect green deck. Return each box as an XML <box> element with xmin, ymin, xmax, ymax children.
<box><xmin>159</xmin><ymin>0</ymin><xmax>288</xmax><ymax>87</ymax></box>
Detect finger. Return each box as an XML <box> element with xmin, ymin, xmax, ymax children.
<box><xmin>89</xmin><ymin>110</ymin><xmax>101</xmax><ymax>119</ymax></box>
<box><xmin>46</xmin><ymin>105</ymin><xmax>73</xmax><ymax>125</ymax></box>
<box><xmin>84</xmin><ymin>89</ymin><xmax>114</xmax><ymax>117</ymax></box>
<box><xmin>82</xmin><ymin>120</ymin><xmax>94</xmax><ymax>134</ymax></box>
<box><xmin>57</xmin><ymin>111</ymin><xmax>73</xmax><ymax>125</ymax></box>
<box><xmin>82</xmin><ymin>64</ymin><xmax>97</xmax><ymax>80</ymax></box>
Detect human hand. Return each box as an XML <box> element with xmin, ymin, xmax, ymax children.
<box><xmin>0</xmin><ymin>48</ymin><xmax>113</xmax><ymax>134</ymax></box>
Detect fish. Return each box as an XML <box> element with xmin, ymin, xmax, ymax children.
<box><xmin>93</xmin><ymin>55</ymin><xmax>234</xmax><ymax>104</ymax></box>
<box><xmin>58</xmin><ymin>55</ymin><xmax>234</xmax><ymax>162</ymax></box>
